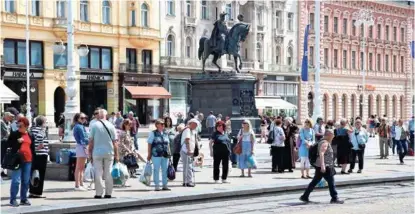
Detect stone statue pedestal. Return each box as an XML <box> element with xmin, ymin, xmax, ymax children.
<box><xmin>190</xmin><ymin>72</ymin><xmax>260</xmax><ymax>136</ymax></box>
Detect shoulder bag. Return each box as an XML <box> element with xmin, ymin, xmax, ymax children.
<box><xmin>98</xmin><ymin>120</ymin><xmax>114</xmax><ymax>141</ymax></box>
<box><xmin>233</xmin><ymin>129</ymin><xmax>242</xmax><ymax>155</ymax></box>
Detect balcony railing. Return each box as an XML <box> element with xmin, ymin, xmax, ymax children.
<box><xmin>268</xmin><ymin>64</ymin><xmax>297</xmax><ymax>73</ymax></box>
<box><xmin>119</xmin><ymin>63</ymin><xmax>159</xmax><ymax>74</ymax></box>
<box><xmin>185</xmin><ymin>17</ymin><xmax>196</xmax><ymax>27</ymax></box>
<box><xmin>128</xmin><ymin>26</ymin><xmax>159</xmax><ymax>39</ymax></box>
<box><xmin>52</xmin><ymin>17</ymin><xmax>67</xmax><ymax>28</ymax></box>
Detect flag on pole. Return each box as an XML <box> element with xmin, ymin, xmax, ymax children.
<box><xmin>301</xmin><ymin>25</ymin><xmax>310</xmax><ymax>82</ymax></box>
<box><xmin>411</xmin><ymin>41</ymin><xmax>415</xmax><ymax>59</ymax></box>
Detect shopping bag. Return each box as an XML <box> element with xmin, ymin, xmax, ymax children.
<box><xmin>246</xmin><ymin>155</ymin><xmax>257</xmax><ymax>169</ymax></box>
<box><xmin>143</xmin><ymin>162</ymin><xmax>152</xmax><ymax>177</ymax></box>
<box><xmin>167</xmin><ymin>159</ymin><xmax>176</xmax><ymax>181</ymax></box>
<box><xmin>30</xmin><ymin>170</ymin><xmax>40</xmax><ymax>187</ymax></box>
<box><xmin>111</xmin><ymin>162</ymin><xmax>121</xmax><ymax>179</ymax></box>
<box><xmin>139</xmin><ymin>173</ymin><xmax>151</xmax><ymax>186</ymax></box>
<box><xmin>84</xmin><ymin>162</ymin><xmax>94</xmax><ymax>182</ymax></box>
<box><xmin>114</xmin><ymin>163</ymin><xmax>129</xmax><ymax>186</ymax></box>
<box><xmin>317</xmin><ymin>178</ymin><xmax>327</xmax><ymax>188</ymax></box>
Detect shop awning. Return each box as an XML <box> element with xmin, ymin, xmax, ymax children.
<box><xmin>0</xmin><ymin>81</ymin><xmax>19</xmax><ymax>104</ymax></box>
<box><xmin>255</xmin><ymin>97</ymin><xmax>297</xmax><ymax>110</ymax></box>
<box><xmin>125</xmin><ymin>86</ymin><xmax>172</xmax><ymax>99</ymax></box>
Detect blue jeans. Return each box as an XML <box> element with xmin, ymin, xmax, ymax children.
<box><xmin>151</xmin><ymin>157</ymin><xmax>168</xmax><ymax>188</ymax></box>
<box><xmin>392</xmin><ymin>139</ymin><xmax>397</xmax><ymax>154</ymax></box>
<box><xmin>131</xmin><ymin>133</ymin><xmax>138</xmax><ymax>150</ymax></box>
<box><xmin>10</xmin><ymin>162</ymin><xmax>32</xmax><ymax>203</ymax></box>
<box><xmin>302</xmin><ymin>166</ymin><xmax>338</xmax><ymax>200</ymax></box>
<box><xmin>397</xmin><ymin>140</ymin><xmax>408</xmax><ymax>162</ymax></box>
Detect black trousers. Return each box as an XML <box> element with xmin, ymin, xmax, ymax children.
<box><xmin>172</xmin><ymin>153</ymin><xmax>181</xmax><ymax>172</ymax></box>
<box><xmin>29</xmin><ymin>155</ymin><xmax>48</xmax><ymax>196</ymax></box>
<box><xmin>350</xmin><ymin>149</ymin><xmax>364</xmax><ymax>170</ymax></box>
<box><xmin>271</xmin><ymin>146</ymin><xmax>284</xmax><ymax>172</ymax></box>
<box><xmin>213</xmin><ymin>150</ymin><xmax>229</xmax><ymax>181</ymax></box>
<box><xmin>302</xmin><ymin>167</ymin><xmax>338</xmax><ymax>200</ymax></box>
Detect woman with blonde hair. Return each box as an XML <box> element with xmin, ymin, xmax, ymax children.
<box><xmin>297</xmin><ymin>118</ymin><xmax>315</xmax><ymax>179</ymax></box>
<box><xmin>236</xmin><ymin>119</ymin><xmax>256</xmax><ymax>177</ymax></box>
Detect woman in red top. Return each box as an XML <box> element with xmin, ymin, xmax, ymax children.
<box><xmin>6</xmin><ymin>117</ymin><xmax>35</xmax><ymax>207</ymax></box>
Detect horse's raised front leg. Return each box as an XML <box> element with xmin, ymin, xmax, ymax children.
<box><xmin>212</xmin><ymin>54</ymin><xmax>221</xmax><ymax>73</ymax></box>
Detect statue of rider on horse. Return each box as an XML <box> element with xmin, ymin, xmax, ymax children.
<box><xmin>198</xmin><ymin>13</ymin><xmax>250</xmax><ymax>73</ymax></box>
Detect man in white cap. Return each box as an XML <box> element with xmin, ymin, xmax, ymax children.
<box><xmin>181</xmin><ymin>118</ymin><xmax>199</xmax><ymax>187</ymax></box>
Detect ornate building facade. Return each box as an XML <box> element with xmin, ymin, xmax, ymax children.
<box><xmin>160</xmin><ymin>0</ymin><xmax>299</xmax><ymax>123</ymax></box>
<box><xmin>297</xmin><ymin>1</ymin><xmax>415</xmax><ymax>123</ymax></box>
<box><xmin>1</xmin><ymin>0</ymin><xmax>162</xmax><ymax>125</ymax></box>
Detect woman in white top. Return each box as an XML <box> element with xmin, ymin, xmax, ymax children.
<box><xmin>236</xmin><ymin>119</ymin><xmax>256</xmax><ymax>177</ymax></box>
<box><xmin>270</xmin><ymin>119</ymin><xmax>286</xmax><ymax>173</ymax></box>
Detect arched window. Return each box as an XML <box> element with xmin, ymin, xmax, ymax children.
<box><xmin>256</xmin><ymin>43</ymin><xmax>262</xmax><ymax>62</ymax></box>
<box><xmin>384</xmin><ymin>95</ymin><xmax>389</xmax><ymax>117</ymax></box>
<box><xmin>141</xmin><ymin>3</ymin><xmax>148</xmax><ymax>27</ymax></box>
<box><xmin>323</xmin><ymin>94</ymin><xmax>329</xmax><ymax>121</ymax></box>
<box><xmin>400</xmin><ymin>95</ymin><xmax>404</xmax><ymax>119</ymax></box>
<box><xmin>167</xmin><ymin>35</ymin><xmax>175</xmax><ymax>57</ymax></box>
<box><xmin>368</xmin><ymin>94</ymin><xmax>374</xmax><ymax>117</ymax></box>
<box><xmin>102</xmin><ymin>0</ymin><xmax>111</xmax><ymax>24</ymax></box>
<box><xmin>186</xmin><ymin>0</ymin><xmax>191</xmax><ymax>17</ymax></box>
<box><xmin>376</xmin><ymin>95</ymin><xmax>382</xmax><ymax>116</ymax></box>
<box><xmin>359</xmin><ymin>94</ymin><xmax>363</xmax><ymax>117</ymax></box>
<box><xmin>185</xmin><ymin>37</ymin><xmax>192</xmax><ymax>58</ymax></box>
<box><xmin>351</xmin><ymin>94</ymin><xmax>356</xmax><ymax>119</ymax></box>
<box><xmin>332</xmin><ymin>94</ymin><xmax>338</xmax><ymax>121</ymax></box>
<box><xmin>342</xmin><ymin>94</ymin><xmax>347</xmax><ymax>118</ymax></box>
<box><xmin>276</xmin><ymin>46</ymin><xmax>281</xmax><ymax>64</ymax></box>
<box><xmin>392</xmin><ymin>95</ymin><xmax>397</xmax><ymax>118</ymax></box>
<box><xmin>201</xmin><ymin>1</ymin><xmax>208</xmax><ymax>20</ymax></box>
<box><xmin>130</xmin><ymin>3</ymin><xmax>136</xmax><ymax>26</ymax></box>
<box><xmin>287</xmin><ymin>47</ymin><xmax>293</xmax><ymax>66</ymax></box>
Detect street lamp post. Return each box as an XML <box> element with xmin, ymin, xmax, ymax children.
<box><xmin>354</xmin><ymin>9</ymin><xmax>374</xmax><ymax>121</ymax></box>
<box><xmin>311</xmin><ymin>0</ymin><xmax>322</xmax><ymax>122</ymax></box>
<box><xmin>25</xmin><ymin>0</ymin><xmax>31</xmax><ymax>123</ymax></box>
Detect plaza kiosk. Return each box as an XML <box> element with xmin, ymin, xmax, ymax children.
<box><xmin>255</xmin><ymin>96</ymin><xmax>297</xmax><ymax>118</ymax></box>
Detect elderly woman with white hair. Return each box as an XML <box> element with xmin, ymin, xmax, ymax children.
<box><xmin>236</xmin><ymin>119</ymin><xmax>256</xmax><ymax>177</ymax></box>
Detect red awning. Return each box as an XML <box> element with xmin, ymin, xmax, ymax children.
<box><xmin>125</xmin><ymin>86</ymin><xmax>171</xmax><ymax>99</ymax></box>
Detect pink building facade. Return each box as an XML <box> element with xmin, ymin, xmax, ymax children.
<box><xmin>298</xmin><ymin>1</ymin><xmax>415</xmax><ymax>123</ymax></box>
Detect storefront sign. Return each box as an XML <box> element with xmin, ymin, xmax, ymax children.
<box><xmin>3</xmin><ymin>71</ymin><xmax>44</xmax><ymax>80</ymax></box>
<box><xmin>124</xmin><ymin>75</ymin><xmax>162</xmax><ymax>83</ymax></box>
<box><xmin>80</xmin><ymin>74</ymin><xmax>113</xmax><ymax>81</ymax></box>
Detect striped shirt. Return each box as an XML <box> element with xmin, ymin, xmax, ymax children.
<box><xmin>30</xmin><ymin>126</ymin><xmax>49</xmax><ymax>156</ymax></box>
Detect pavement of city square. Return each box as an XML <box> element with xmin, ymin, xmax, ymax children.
<box><xmin>1</xmin><ymin>136</ymin><xmax>414</xmax><ymax>214</ymax></box>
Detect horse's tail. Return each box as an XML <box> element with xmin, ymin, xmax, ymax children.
<box><xmin>198</xmin><ymin>37</ymin><xmax>207</xmax><ymax>60</ymax></box>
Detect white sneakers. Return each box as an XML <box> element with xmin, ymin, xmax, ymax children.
<box><xmin>214</xmin><ymin>180</ymin><xmax>229</xmax><ymax>184</ymax></box>
<box><xmin>74</xmin><ymin>186</ymin><xmax>88</xmax><ymax>191</ymax></box>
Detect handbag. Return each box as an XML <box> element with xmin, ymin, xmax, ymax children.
<box><xmin>2</xmin><ymin>148</ymin><xmax>21</xmax><ymax>170</ymax></box>
<box><xmin>167</xmin><ymin>159</ymin><xmax>176</xmax><ymax>180</ymax></box>
<box><xmin>123</xmin><ymin>154</ymin><xmax>139</xmax><ymax>169</ymax></box>
<box><xmin>31</xmin><ymin>170</ymin><xmax>40</xmax><ymax>187</ymax></box>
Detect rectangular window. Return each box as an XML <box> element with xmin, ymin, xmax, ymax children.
<box><xmin>309</xmin><ymin>46</ymin><xmax>314</xmax><ymax>66</ymax></box>
<box><xmin>377</xmin><ymin>24</ymin><xmax>381</xmax><ymax>39</ymax></box>
<box><xmin>56</xmin><ymin>1</ymin><xmax>66</xmax><ymax>18</ymax></box>
<box><xmin>334</xmin><ymin>49</ymin><xmax>338</xmax><ymax>68</ymax></box>
<box><xmin>130</xmin><ymin>10</ymin><xmax>136</xmax><ymax>26</ymax></box>
<box><xmin>32</xmin><ymin>0</ymin><xmax>40</xmax><ymax>16</ymax></box>
<box><xmin>276</xmin><ymin>11</ymin><xmax>282</xmax><ymax>29</ymax></box>
<box><xmin>167</xmin><ymin>0</ymin><xmax>174</xmax><ymax>16</ymax></box>
<box><xmin>369</xmin><ymin>53</ymin><xmax>373</xmax><ymax>71</ymax></box>
<box><xmin>393</xmin><ymin>27</ymin><xmax>397</xmax><ymax>41</ymax></box>
<box><xmin>54</xmin><ymin>44</ymin><xmax>67</xmax><ymax>68</ymax></box>
<box><xmin>385</xmin><ymin>55</ymin><xmax>389</xmax><ymax>72</ymax></box>
<box><xmin>142</xmin><ymin>50</ymin><xmax>152</xmax><ymax>65</ymax></box>
<box><xmin>342</xmin><ymin>18</ymin><xmax>347</xmax><ymax>35</ymax></box>
<box><xmin>401</xmin><ymin>56</ymin><xmax>404</xmax><ymax>72</ymax></box>
<box><xmin>5</xmin><ymin>0</ymin><xmax>15</xmax><ymax>13</ymax></box>
<box><xmin>79</xmin><ymin>46</ymin><xmax>112</xmax><ymax>70</ymax></box>
<box><xmin>309</xmin><ymin>13</ymin><xmax>314</xmax><ymax>30</ymax></box>
<box><xmin>126</xmin><ymin>48</ymin><xmax>137</xmax><ymax>64</ymax></box>
<box><xmin>352</xmin><ymin>51</ymin><xmax>356</xmax><ymax>69</ymax></box>
<box><xmin>401</xmin><ymin>27</ymin><xmax>405</xmax><ymax>42</ymax></box>
<box><xmin>360</xmin><ymin>25</ymin><xmax>364</xmax><ymax>37</ymax></box>
<box><xmin>333</xmin><ymin>17</ymin><xmax>338</xmax><ymax>33</ymax></box>
<box><xmin>352</xmin><ymin>20</ymin><xmax>356</xmax><ymax>36</ymax></box>
<box><xmin>377</xmin><ymin>54</ymin><xmax>381</xmax><ymax>71</ymax></box>
<box><xmin>386</xmin><ymin>26</ymin><xmax>390</xmax><ymax>40</ymax></box>
<box><xmin>186</xmin><ymin>0</ymin><xmax>191</xmax><ymax>17</ymax></box>
<box><xmin>201</xmin><ymin>1</ymin><xmax>208</xmax><ymax>20</ymax></box>
<box><xmin>369</xmin><ymin>26</ymin><xmax>373</xmax><ymax>38</ymax></box>
<box><xmin>324</xmin><ymin>15</ymin><xmax>329</xmax><ymax>32</ymax></box>
<box><xmin>324</xmin><ymin>48</ymin><xmax>329</xmax><ymax>67</ymax></box>
<box><xmin>80</xmin><ymin>0</ymin><xmax>88</xmax><ymax>21</ymax></box>
<box><xmin>287</xmin><ymin>13</ymin><xmax>293</xmax><ymax>31</ymax></box>
<box><xmin>257</xmin><ymin>10</ymin><xmax>263</xmax><ymax>26</ymax></box>
<box><xmin>393</xmin><ymin>55</ymin><xmax>397</xmax><ymax>72</ymax></box>
<box><xmin>343</xmin><ymin>50</ymin><xmax>347</xmax><ymax>69</ymax></box>
<box><xmin>3</xmin><ymin>39</ymin><xmax>43</xmax><ymax>67</ymax></box>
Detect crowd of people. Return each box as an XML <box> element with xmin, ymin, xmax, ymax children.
<box><xmin>1</xmin><ymin>104</ymin><xmax>414</xmax><ymax>206</ymax></box>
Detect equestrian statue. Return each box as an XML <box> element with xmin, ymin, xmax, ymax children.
<box><xmin>198</xmin><ymin>14</ymin><xmax>250</xmax><ymax>73</ymax></box>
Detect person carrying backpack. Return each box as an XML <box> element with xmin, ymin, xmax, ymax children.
<box><xmin>300</xmin><ymin>129</ymin><xmax>344</xmax><ymax>204</ymax></box>
<box><xmin>172</xmin><ymin>124</ymin><xmax>186</xmax><ymax>171</ymax></box>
